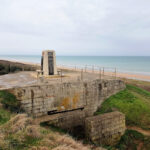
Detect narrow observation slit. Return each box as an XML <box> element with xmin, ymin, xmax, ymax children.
<box><xmin>47</xmin><ymin>107</ymin><xmax>84</xmax><ymax>115</ymax></box>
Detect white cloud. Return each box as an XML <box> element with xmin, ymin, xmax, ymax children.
<box><xmin>0</xmin><ymin>0</ymin><xmax>150</xmax><ymax>55</ymax></box>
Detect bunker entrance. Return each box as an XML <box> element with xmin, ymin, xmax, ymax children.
<box><xmin>41</xmin><ymin>122</ymin><xmax>85</xmax><ymax>141</ymax></box>
<box><xmin>69</xmin><ymin>125</ymin><xmax>85</xmax><ymax>140</ymax></box>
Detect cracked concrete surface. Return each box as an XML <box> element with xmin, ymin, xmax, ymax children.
<box><xmin>0</xmin><ymin>71</ymin><xmax>37</xmax><ymax>90</ymax></box>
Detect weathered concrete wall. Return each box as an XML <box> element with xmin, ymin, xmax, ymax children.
<box><xmin>9</xmin><ymin>79</ymin><xmax>125</xmax><ymax>128</ymax></box>
<box><xmin>85</xmin><ymin>111</ymin><xmax>126</xmax><ymax>146</ymax></box>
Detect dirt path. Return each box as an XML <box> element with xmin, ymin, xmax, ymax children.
<box><xmin>127</xmin><ymin>126</ymin><xmax>150</xmax><ymax>136</ymax></box>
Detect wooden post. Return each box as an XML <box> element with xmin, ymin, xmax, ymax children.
<box><xmin>37</xmin><ymin>72</ymin><xmax>39</xmax><ymax>83</ymax></box>
<box><xmin>81</xmin><ymin>69</ymin><xmax>83</xmax><ymax>81</ymax></box>
<box><xmin>92</xmin><ymin>65</ymin><xmax>94</xmax><ymax>73</ymax></box>
<box><xmin>115</xmin><ymin>68</ymin><xmax>117</xmax><ymax>80</ymax></box>
<box><xmin>103</xmin><ymin>67</ymin><xmax>105</xmax><ymax>77</ymax></box>
<box><xmin>61</xmin><ymin>70</ymin><xmax>62</xmax><ymax>82</ymax></box>
<box><xmin>9</xmin><ymin>64</ymin><xmax>11</xmax><ymax>73</ymax></box>
<box><xmin>75</xmin><ymin>65</ymin><xmax>76</xmax><ymax>71</ymax></box>
<box><xmin>85</xmin><ymin>65</ymin><xmax>87</xmax><ymax>73</ymax></box>
<box><xmin>99</xmin><ymin>68</ymin><xmax>102</xmax><ymax>80</ymax></box>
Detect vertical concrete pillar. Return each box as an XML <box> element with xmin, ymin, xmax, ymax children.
<box><xmin>41</xmin><ymin>50</ymin><xmax>57</xmax><ymax>76</ymax></box>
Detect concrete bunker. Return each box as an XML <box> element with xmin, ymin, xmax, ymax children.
<box><xmin>1</xmin><ymin>50</ymin><xmax>127</xmax><ymax>146</ymax></box>
<box><xmin>9</xmin><ymin>79</ymin><xmax>125</xmax><ymax>126</ymax></box>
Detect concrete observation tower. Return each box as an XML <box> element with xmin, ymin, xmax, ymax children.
<box><xmin>41</xmin><ymin>50</ymin><xmax>57</xmax><ymax>76</ymax></box>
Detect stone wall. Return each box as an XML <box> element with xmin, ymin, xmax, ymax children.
<box><xmin>9</xmin><ymin>79</ymin><xmax>125</xmax><ymax>128</ymax></box>
<box><xmin>85</xmin><ymin>111</ymin><xmax>126</xmax><ymax>146</ymax></box>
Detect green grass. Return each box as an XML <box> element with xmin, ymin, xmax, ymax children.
<box><xmin>111</xmin><ymin>129</ymin><xmax>150</xmax><ymax>150</ymax></box>
<box><xmin>0</xmin><ymin>91</ymin><xmax>16</xmax><ymax>125</ymax></box>
<box><xmin>6</xmin><ymin>134</ymin><xmax>42</xmax><ymax>150</ymax></box>
<box><xmin>95</xmin><ymin>84</ymin><xmax>150</xmax><ymax>129</ymax></box>
<box><xmin>0</xmin><ymin>90</ymin><xmax>22</xmax><ymax>112</ymax></box>
<box><xmin>0</xmin><ymin>107</ymin><xmax>11</xmax><ymax>125</ymax></box>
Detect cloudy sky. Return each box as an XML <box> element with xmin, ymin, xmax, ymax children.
<box><xmin>0</xmin><ymin>0</ymin><xmax>150</xmax><ymax>56</ymax></box>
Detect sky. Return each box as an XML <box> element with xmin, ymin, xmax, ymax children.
<box><xmin>0</xmin><ymin>0</ymin><xmax>150</xmax><ymax>56</ymax></box>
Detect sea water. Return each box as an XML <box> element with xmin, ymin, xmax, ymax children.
<box><xmin>0</xmin><ymin>55</ymin><xmax>150</xmax><ymax>75</ymax></box>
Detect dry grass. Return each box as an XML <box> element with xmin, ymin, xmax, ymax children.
<box><xmin>2</xmin><ymin>114</ymin><xmax>33</xmax><ymax>134</ymax></box>
<box><xmin>0</xmin><ymin>114</ymin><xmax>97</xmax><ymax>150</ymax></box>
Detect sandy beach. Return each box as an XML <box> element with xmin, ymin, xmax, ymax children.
<box><xmin>57</xmin><ymin>65</ymin><xmax>150</xmax><ymax>82</ymax></box>
<box><xmin>1</xmin><ymin>58</ymin><xmax>150</xmax><ymax>82</ymax></box>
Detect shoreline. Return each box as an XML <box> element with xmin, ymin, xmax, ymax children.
<box><xmin>0</xmin><ymin>58</ymin><xmax>150</xmax><ymax>82</ymax></box>
<box><xmin>58</xmin><ymin>66</ymin><xmax>150</xmax><ymax>82</ymax></box>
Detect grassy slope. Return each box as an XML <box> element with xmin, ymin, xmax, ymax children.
<box><xmin>95</xmin><ymin>84</ymin><xmax>150</xmax><ymax>130</ymax></box>
<box><xmin>96</xmin><ymin>83</ymin><xmax>150</xmax><ymax>150</ymax></box>
<box><xmin>123</xmin><ymin>78</ymin><xmax>150</xmax><ymax>92</ymax></box>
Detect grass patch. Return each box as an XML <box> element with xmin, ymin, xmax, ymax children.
<box><xmin>7</xmin><ymin>135</ymin><xmax>28</xmax><ymax>150</ymax></box>
<box><xmin>115</xmin><ymin>130</ymin><xmax>144</xmax><ymax>150</ymax></box>
<box><xmin>127</xmin><ymin>84</ymin><xmax>150</xmax><ymax>98</ymax></box>
<box><xmin>105</xmin><ymin>130</ymin><xmax>150</xmax><ymax>150</ymax></box>
<box><xmin>24</xmin><ymin>135</ymin><xmax>42</xmax><ymax>147</ymax></box>
<box><xmin>95</xmin><ymin>84</ymin><xmax>150</xmax><ymax>129</ymax></box>
<box><xmin>6</xmin><ymin>134</ymin><xmax>41</xmax><ymax>150</ymax></box>
<box><xmin>0</xmin><ymin>90</ymin><xmax>22</xmax><ymax>113</ymax></box>
<box><xmin>112</xmin><ymin>130</ymin><xmax>150</xmax><ymax>150</ymax></box>
<box><xmin>40</xmin><ymin>122</ymin><xmax>67</xmax><ymax>134</ymax></box>
<box><xmin>0</xmin><ymin>108</ymin><xmax>11</xmax><ymax>125</ymax></box>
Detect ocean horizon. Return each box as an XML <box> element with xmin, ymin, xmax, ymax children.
<box><xmin>0</xmin><ymin>55</ymin><xmax>150</xmax><ymax>76</ymax></box>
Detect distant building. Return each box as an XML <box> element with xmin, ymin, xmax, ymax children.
<box><xmin>41</xmin><ymin>50</ymin><xmax>57</xmax><ymax>75</ymax></box>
